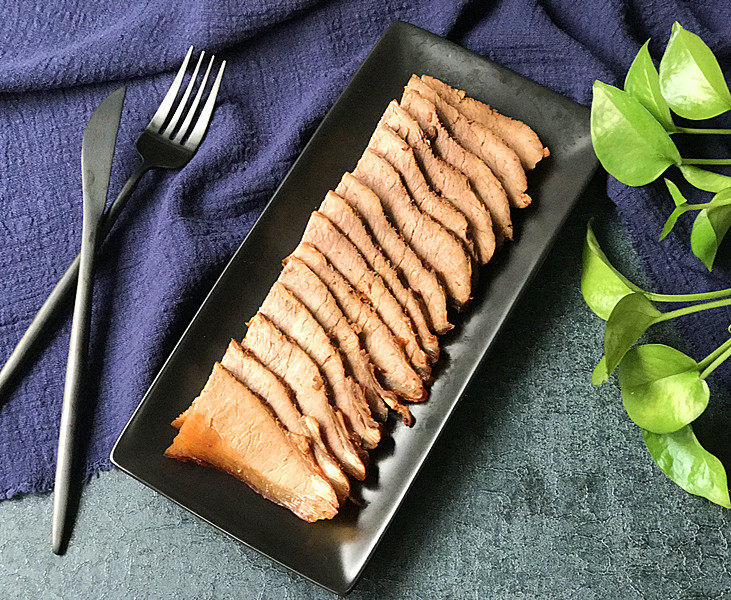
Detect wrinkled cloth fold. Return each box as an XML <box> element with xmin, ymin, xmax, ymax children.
<box><xmin>0</xmin><ymin>0</ymin><xmax>728</xmax><ymax>499</ymax></box>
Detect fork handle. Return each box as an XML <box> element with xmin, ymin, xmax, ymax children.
<box><xmin>0</xmin><ymin>161</ymin><xmax>150</xmax><ymax>399</ymax></box>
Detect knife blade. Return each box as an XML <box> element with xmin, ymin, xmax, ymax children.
<box><xmin>80</xmin><ymin>87</ymin><xmax>127</xmax><ymax>221</ymax></box>
<box><xmin>52</xmin><ymin>87</ymin><xmax>126</xmax><ymax>555</ymax></box>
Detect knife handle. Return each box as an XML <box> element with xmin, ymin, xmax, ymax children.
<box><xmin>51</xmin><ymin>224</ymin><xmax>99</xmax><ymax>555</ymax></box>
<box><xmin>0</xmin><ymin>162</ymin><xmax>149</xmax><ymax>400</ymax></box>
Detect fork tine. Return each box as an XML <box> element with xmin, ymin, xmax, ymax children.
<box><xmin>184</xmin><ymin>60</ymin><xmax>226</xmax><ymax>150</ymax></box>
<box><xmin>173</xmin><ymin>55</ymin><xmax>215</xmax><ymax>144</ymax></box>
<box><xmin>161</xmin><ymin>51</ymin><xmax>206</xmax><ymax>138</ymax></box>
<box><xmin>148</xmin><ymin>46</ymin><xmax>193</xmax><ymax>132</ymax></box>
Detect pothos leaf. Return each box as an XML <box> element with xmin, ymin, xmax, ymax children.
<box><xmin>665</xmin><ymin>179</ymin><xmax>688</xmax><ymax>207</ymax></box>
<box><xmin>659</xmin><ymin>22</ymin><xmax>731</xmax><ymax>119</ymax></box>
<box><xmin>625</xmin><ymin>41</ymin><xmax>674</xmax><ymax>130</ymax></box>
<box><xmin>591</xmin><ymin>81</ymin><xmax>681</xmax><ymax>186</ymax></box>
<box><xmin>581</xmin><ymin>219</ymin><xmax>643</xmax><ymax>320</ymax></box>
<box><xmin>592</xmin><ymin>356</ymin><xmax>609</xmax><ymax>386</ymax></box>
<box><xmin>710</xmin><ymin>187</ymin><xmax>731</xmax><ymax>207</ymax></box>
<box><xmin>643</xmin><ymin>425</ymin><xmax>730</xmax><ymax>509</ymax></box>
<box><xmin>619</xmin><ymin>344</ymin><xmax>709</xmax><ymax>434</ymax></box>
<box><xmin>679</xmin><ymin>165</ymin><xmax>731</xmax><ymax>193</ymax></box>
<box><xmin>691</xmin><ymin>203</ymin><xmax>731</xmax><ymax>270</ymax></box>
<box><xmin>659</xmin><ymin>179</ymin><xmax>689</xmax><ymax>240</ymax></box>
<box><xmin>603</xmin><ymin>293</ymin><xmax>661</xmax><ymax>378</ymax></box>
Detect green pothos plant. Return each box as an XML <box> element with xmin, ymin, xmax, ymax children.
<box><xmin>584</xmin><ymin>22</ymin><xmax>731</xmax><ymax>508</ymax></box>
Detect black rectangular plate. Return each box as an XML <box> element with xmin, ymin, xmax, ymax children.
<box><xmin>111</xmin><ymin>21</ymin><xmax>597</xmax><ymax>595</ymax></box>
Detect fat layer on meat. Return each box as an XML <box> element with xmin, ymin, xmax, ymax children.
<box><xmin>218</xmin><ymin>339</ymin><xmax>350</xmax><ymax>501</ymax></box>
<box><xmin>165</xmin><ymin>362</ymin><xmax>339</xmax><ymax>522</ymax></box>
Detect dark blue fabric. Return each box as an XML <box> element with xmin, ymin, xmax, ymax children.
<box><xmin>0</xmin><ymin>0</ymin><xmax>728</xmax><ymax>499</ymax></box>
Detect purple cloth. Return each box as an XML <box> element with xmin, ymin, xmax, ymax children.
<box><xmin>0</xmin><ymin>0</ymin><xmax>728</xmax><ymax>499</ymax></box>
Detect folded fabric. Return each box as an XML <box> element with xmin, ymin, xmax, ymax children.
<box><xmin>0</xmin><ymin>0</ymin><xmax>728</xmax><ymax>499</ymax></box>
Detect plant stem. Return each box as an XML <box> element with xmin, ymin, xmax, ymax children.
<box><xmin>681</xmin><ymin>158</ymin><xmax>731</xmax><ymax>166</ymax></box>
<box><xmin>656</xmin><ymin>297</ymin><xmax>731</xmax><ymax>322</ymax></box>
<box><xmin>676</xmin><ymin>201</ymin><xmax>724</xmax><ymax>212</ymax></box>
<box><xmin>699</xmin><ymin>341</ymin><xmax>731</xmax><ymax>379</ymax></box>
<box><xmin>646</xmin><ymin>287</ymin><xmax>731</xmax><ymax>303</ymax></box>
<box><xmin>674</xmin><ymin>127</ymin><xmax>731</xmax><ymax>135</ymax></box>
<box><xmin>670</xmin><ymin>199</ymin><xmax>731</xmax><ymax>215</ymax></box>
<box><xmin>697</xmin><ymin>334</ymin><xmax>731</xmax><ymax>371</ymax></box>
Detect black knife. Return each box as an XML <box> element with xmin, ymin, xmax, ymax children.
<box><xmin>52</xmin><ymin>87</ymin><xmax>126</xmax><ymax>555</ymax></box>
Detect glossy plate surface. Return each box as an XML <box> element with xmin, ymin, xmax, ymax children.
<box><xmin>111</xmin><ymin>21</ymin><xmax>597</xmax><ymax>595</ymax></box>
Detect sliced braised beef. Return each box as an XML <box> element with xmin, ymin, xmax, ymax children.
<box><xmin>368</xmin><ymin>124</ymin><xmax>475</xmax><ymax>259</ymax></box>
<box><xmin>291</xmin><ymin>243</ymin><xmax>427</xmax><ymax>402</ymax></box>
<box><xmin>259</xmin><ymin>282</ymin><xmax>382</xmax><ymax>450</ymax></box>
<box><xmin>165</xmin><ymin>362</ymin><xmax>339</xmax><ymax>522</ymax></box>
<box><xmin>319</xmin><ymin>191</ymin><xmax>438</xmax><ymax>361</ymax></box>
<box><xmin>221</xmin><ymin>340</ymin><xmax>301</xmax><ymax>430</ymax></box>
<box><xmin>404</xmin><ymin>75</ymin><xmax>530</xmax><ymax>209</ymax></box>
<box><xmin>166</xmin><ymin>74</ymin><xmax>549</xmax><ymax>521</ymax></box>
<box><xmin>353</xmin><ymin>148</ymin><xmax>472</xmax><ymax>306</ymax></box>
<box><xmin>380</xmin><ymin>101</ymin><xmax>495</xmax><ymax>264</ymax></box>
<box><xmin>220</xmin><ymin>338</ymin><xmax>350</xmax><ymax>501</ymax></box>
<box><xmin>421</xmin><ymin>75</ymin><xmax>549</xmax><ymax>170</ymax></box>
<box><xmin>243</xmin><ymin>313</ymin><xmax>367</xmax><ymax>480</ymax></box>
<box><xmin>301</xmin><ymin>211</ymin><xmax>431</xmax><ymax>379</ymax></box>
<box><xmin>401</xmin><ymin>89</ymin><xmax>513</xmax><ymax>243</ymax></box>
<box><xmin>279</xmin><ymin>257</ymin><xmax>413</xmax><ymax>425</ymax></box>
<box><xmin>335</xmin><ymin>172</ymin><xmax>451</xmax><ymax>334</ymax></box>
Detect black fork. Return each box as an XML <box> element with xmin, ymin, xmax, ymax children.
<box><xmin>0</xmin><ymin>47</ymin><xmax>226</xmax><ymax>397</ymax></box>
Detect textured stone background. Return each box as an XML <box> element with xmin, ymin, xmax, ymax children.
<box><xmin>1</xmin><ymin>178</ymin><xmax>729</xmax><ymax>599</ymax></box>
